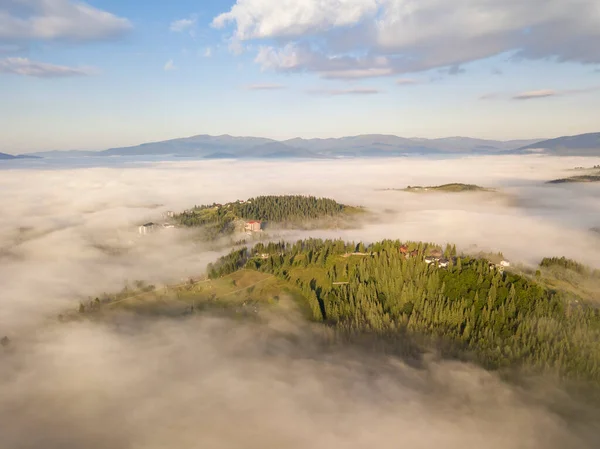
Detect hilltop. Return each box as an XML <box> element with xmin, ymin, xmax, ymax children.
<box><xmin>205</xmin><ymin>240</ymin><xmax>600</xmax><ymax>382</ymax></box>
<box><xmin>173</xmin><ymin>195</ymin><xmax>365</xmax><ymax>240</ymax></box>
<box><xmin>69</xmin><ymin>238</ymin><xmax>600</xmax><ymax>385</ymax></box>
<box><xmin>547</xmin><ymin>172</ymin><xmax>600</xmax><ymax>184</ymax></box>
<box><xmin>401</xmin><ymin>183</ymin><xmax>490</xmax><ymax>192</ymax></box>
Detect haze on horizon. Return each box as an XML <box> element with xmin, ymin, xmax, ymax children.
<box><xmin>1</xmin><ymin>0</ymin><xmax>600</xmax><ymax>152</ymax></box>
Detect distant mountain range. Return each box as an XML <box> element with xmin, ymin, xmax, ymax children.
<box><xmin>3</xmin><ymin>132</ymin><xmax>600</xmax><ymax>160</ymax></box>
<box><xmin>19</xmin><ymin>135</ymin><xmax>542</xmax><ymax>159</ymax></box>
<box><xmin>0</xmin><ymin>152</ymin><xmax>39</xmax><ymax>160</ymax></box>
<box><xmin>513</xmin><ymin>132</ymin><xmax>600</xmax><ymax>156</ymax></box>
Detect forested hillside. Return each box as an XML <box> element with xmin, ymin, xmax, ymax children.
<box><xmin>175</xmin><ymin>195</ymin><xmax>361</xmax><ymax>238</ymax></box>
<box><xmin>207</xmin><ymin>239</ymin><xmax>600</xmax><ymax>381</ymax></box>
<box><xmin>404</xmin><ymin>183</ymin><xmax>489</xmax><ymax>192</ymax></box>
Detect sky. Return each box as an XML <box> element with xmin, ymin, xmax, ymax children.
<box><xmin>1</xmin><ymin>0</ymin><xmax>599</xmax><ymax>153</ymax></box>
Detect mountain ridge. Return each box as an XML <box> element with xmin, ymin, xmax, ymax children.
<box><xmin>12</xmin><ymin>132</ymin><xmax>600</xmax><ymax>160</ymax></box>
<box><xmin>514</xmin><ymin>132</ymin><xmax>600</xmax><ymax>156</ymax></box>
<box><xmin>21</xmin><ymin>134</ymin><xmax>547</xmax><ymax>159</ymax></box>
<box><xmin>0</xmin><ymin>152</ymin><xmax>40</xmax><ymax>160</ymax></box>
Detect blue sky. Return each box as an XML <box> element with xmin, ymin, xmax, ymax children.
<box><xmin>1</xmin><ymin>0</ymin><xmax>599</xmax><ymax>152</ymax></box>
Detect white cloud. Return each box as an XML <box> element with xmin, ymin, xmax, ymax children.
<box><xmin>170</xmin><ymin>16</ymin><xmax>197</xmax><ymax>33</ymax></box>
<box><xmin>0</xmin><ymin>57</ymin><xmax>93</xmax><ymax>77</ymax></box>
<box><xmin>212</xmin><ymin>0</ymin><xmax>379</xmax><ymax>40</ymax></box>
<box><xmin>255</xmin><ymin>43</ymin><xmax>395</xmax><ymax>79</ymax></box>
<box><xmin>307</xmin><ymin>87</ymin><xmax>381</xmax><ymax>96</ymax></box>
<box><xmin>245</xmin><ymin>83</ymin><xmax>286</xmax><ymax>90</ymax></box>
<box><xmin>513</xmin><ymin>89</ymin><xmax>557</xmax><ymax>100</ymax></box>
<box><xmin>213</xmin><ymin>0</ymin><xmax>600</xmax><ymax>78</ymax></box>
<box><xmin>322</xmin><ymin>68</ymin><xmax>394</xmax><ymax>79</ymax></box>
<box><xmin>395</xmin><ymin>78</ymin><xmax>419</xmax><ymax>85</ymax></box>
<box><xmin>479</xmin><ymin>92</ymin><xmax>501</xmax><ymax>100</ymax></box>
<box><xmin>0</xmin><ymin>0</ymin><xmax>131</xmax><ymax>42</ymax></box>
<box><xmin>164</xmin><ymin>59</ymin><xmax>176</xmax><ymax>71</ymax></box>
<box><xmin>476</xmin><ymin>86</ymin><xmax>600</xmax><ymax>100</ymax></box>
<box><xmin>203</xmin><ymin>47</ymin><xmax>213</xmax><ymax>58</ymax></box>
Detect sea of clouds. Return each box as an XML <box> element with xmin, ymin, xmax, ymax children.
<box><xmin>1</xmin><ymin>155</ymin><xmax>600</xmax><ymax>448</ymax></box>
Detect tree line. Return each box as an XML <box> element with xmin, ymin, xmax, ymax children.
<box><xmin>540</xmin><ymin>256</ymin><xmax>600</xmax><ymax>278</ymax></box>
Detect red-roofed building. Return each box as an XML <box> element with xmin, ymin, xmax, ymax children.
<box><xmin>245</xmin><ymin>221</ymin><xmax>263</xmax><ymax>232</ymax></box>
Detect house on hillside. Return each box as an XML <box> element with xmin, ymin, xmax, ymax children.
<box><xmin>424</xmin><ymin>256</ymin><xmax>436</xmax><ymax>264</ymax></box>
<box><xmin>400</xmin><ymin>245</ymin><xmax>409</xmax><ymax>255</ymax></box>
<box><xmin>500</xmin><ymin>260</ymin><xmax>511</xmax><ymax>268</ymax></box>
<box><xmin>244</xmin><ymin>221</ymin><xmax>263</xmax><ymax>233</ymax></box>
<box><xmin>429</xmin><ymin>249</ymin><xmax>443</xmax><ymax>258</ymax></box>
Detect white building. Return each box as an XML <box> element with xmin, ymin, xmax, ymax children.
<box><xmin>138</xmin><ymin>222</ymin><xmax>159</xmax><ymax>235</ymax></box>
<box><xmin>438</xmin><ymin>258</ymin><xmax>450</xmax><ymax>268</ymax></box>
<box><xmin>500</xmin><ymin>260</ymin><xmax>511</xmax><ymax>268</ymax></box>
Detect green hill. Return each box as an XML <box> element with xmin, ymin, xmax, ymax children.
<box><xmin>203</xmin><ymin>239</ymin><xmax>600</xmax><ymax>382</ymax></box>
<box><xmin>547</xmin><ymin>173</ymin><xmax>600</xmax><ymax>184</ymax></box>
<box><xmin>175</xmin><ymin>195</ymin><xmax>364</xmax><ymax>239</ymax></box>
<box><xmin>68</xmin><ymin>238</ymin><xmax>600</xmax><ymax>384</ymax></box>
<box><xmin>402</xmin><ymin>183</ymin><xmax>490</xmax><ymax>192</ymax></box>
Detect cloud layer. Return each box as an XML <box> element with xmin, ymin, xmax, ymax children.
<box><xmin>513</xmin><ymin>89</ymin><xmax>557</xmax><ymax>100</ymax></box>
<box><xmin>245</xmin><ymin>83</ymin><xmax>286</xmax><ymax>90</ymax></box>
<box><xmin>0</xmin><ymin>0</ymin><xmax>131</xmax><ymax>42</ymax></box>
<box><xmin>1</xmin><ymin>156</ymin><xmax>600</xmax><ymax>447</ymax></box>
<box><xmin>213</xmin><ymin>0</ymin><xmax>600</xmax><ymax>78</ymax></box>
<box><xmin>2</xmin><ymin>313</ymin><xmax>598</xmax><ymax>449</ymax></box>
<box><xmin>0</xmin><ymin>57</ymin><xmax>91</xmax><ymax>77</ymax></box>
<box><xmin>307</xmin><ymin>87</ymin><xmax>381</xmax><ymax>95</ymax></box>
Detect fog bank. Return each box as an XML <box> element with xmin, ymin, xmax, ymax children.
<box><xmin>1</xmin><ymin>314</ymin><xmax>598</xmax><ymax>449</ymax></box>
<box><xmin>2</xmin><ymin>155</ymin><xmax>600</xmax><ymax>448</ymax></box>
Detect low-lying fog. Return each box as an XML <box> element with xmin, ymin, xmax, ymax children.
<box><xmin>2</xmin><ymin>314</ymin><xmax>599</xmax><ymax>449</ymax></box>
<box><xmin>1</xmin><ymin>155</ymin><xmax>600</xmax><ymax>448</ymax></box>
